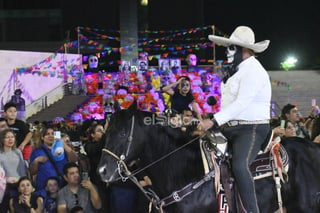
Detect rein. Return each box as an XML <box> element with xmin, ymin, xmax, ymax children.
<box><xmin>131</xmin><ymin>134</ymin><xmax>202</xmax><ymax>177</ymax></box>
<box><xmin>103</xmin><ymin>113</ymin><xmax>204</xmax><ymax>179</ymax></box>
<box><xmin>102</xmin><ymin>133</ymin><xmax>203</xmax><ymax>180</ymax></box>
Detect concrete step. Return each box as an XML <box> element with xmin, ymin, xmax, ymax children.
<box><xmin>27</xmin><ymin>95</ymin><xmax>89</xmax><ymax>123</ymax></box>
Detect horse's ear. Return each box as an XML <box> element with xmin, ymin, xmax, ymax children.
<box><xmin>128</xmin><ymin>99</ymin><xmax>138</xmax><ymax>112</ymax></box>
<box><xmin>114</xmin><ymin>100</ymin><xmax>121</xmax><ymax>112</ymax></box>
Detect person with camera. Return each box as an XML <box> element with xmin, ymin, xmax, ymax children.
<box><xmin>57</xmin><ymin>162</ymin><xmax>101</xmax><ymax>213</ymax></box>
<box><xmin>29</xmin><ymin>127</ymin><xmax>78</xmax><ymax>198</ymax></box>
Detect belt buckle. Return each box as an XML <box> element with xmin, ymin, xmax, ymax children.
<box><xmin>229</xmin><ymin>120</ymin><xmax>238</xmax><ymax>127</ymax></box>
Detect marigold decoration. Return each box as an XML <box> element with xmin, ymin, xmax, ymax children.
<box><xmin>151</xmin><ymin>75</ymin><xmax>161</xmax><ymax>90</ymax></box>
<box><xmin>162</xmin><ymin>93</ymin><xmax>171</xmax><ymax>109</ymax></box>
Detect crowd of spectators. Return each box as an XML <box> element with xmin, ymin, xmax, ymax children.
<box><xmin>0</xmin><ymin>84</ymin><xmax>319</xmax><ymax>213</ymax></box>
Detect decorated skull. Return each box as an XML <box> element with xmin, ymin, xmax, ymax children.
<box><xmin>186</xmin><ymin>54</ymin><xmax>197</xmax><ymax>66</ymax></box>
<box><xmin>161</xmin><ymin>73</ymin><xmax>172</xmax><ymax>86</ymax></box>
<box><xmin>88</xmin><ymin>55</ymin><xmax>99</xmax><ymax>69</ymax></box>
<box><xmin>225</xmin><ymin>45</ymin><xmax>243</xmax><ymax>68</ymax></box>
<box><xmin>226</xmin><ymin>45</ymin><xmax>237</xmax><ymax>63</ymax></box>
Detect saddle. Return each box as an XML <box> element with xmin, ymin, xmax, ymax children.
<box><xmin>252</xmin><ymin>131</ymin><xmax>289</xmax><ymax>181</ymax></box>
<box><xmin>200</xmin><ymin>129</ymin><xmax>289</xmax><ymax>212</ymax></box>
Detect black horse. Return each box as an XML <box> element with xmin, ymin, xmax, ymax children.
<box><xmin>98</xmin><ymin>103</ymin><xmax>320</xmax><ymax>213</ymax></box>
<box><xmin>280</xmin><ymin>137</ymin><xmax>320</xmax><ymax>212</ymax></box>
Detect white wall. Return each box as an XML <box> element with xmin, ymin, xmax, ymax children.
<box><xmin>268</xmin><ymin>70</ymin><xmax>320</xmax><ymax>117</ymax></box>
<box><xmin>0</xmin><ymin>50</ymin><xmax>82</xmax><ymax>112</ymax></box>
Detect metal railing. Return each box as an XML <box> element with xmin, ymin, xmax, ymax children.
<box><xmin>26</xmin><ymin>83</ymin><xmax>66</xmax><ymax>118</ymax></box>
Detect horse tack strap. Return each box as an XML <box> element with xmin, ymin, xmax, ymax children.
<box><xmin>125</xmin><ymin>115</ymin><xmax>135</xmax><ymax>157</ymax></box>
<box><xmin>200</xmin><ymin>139</ymin><xmax>220</xmax><ymax>195</ymax></box>
<box><xmin>271</xmin><ymin>143</ymin><xmax>287</xmax><ymax>213</ymax></box>
<box><xmin>160</xmin><ymin>171</ymin><xmax>215</xmax><ymax>207</ymax></box>
<box><xmin>200</xmin><ymin>139</ymin><xmax>214</xmax><ymax>174</ymax></box>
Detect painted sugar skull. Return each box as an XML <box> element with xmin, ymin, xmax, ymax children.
<box><xmin>226</xmin><ymin>45</ymin><xmax>237</xmax><ymax>63</ymax></box>
<box><xmin>225</xmin><ymin>45</ymin><xmax>243</xmax><ymax>66</ymax></box>
<box><xmin>88</xmin><ymin>55</ymin><xmax>99</xmax><ymax>69</ymax></box>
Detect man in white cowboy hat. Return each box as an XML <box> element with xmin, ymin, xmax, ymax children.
<box><xmin>198</xmin><ymin>26</ymin><xmax>271</xmax><ymax>213</ymax></box>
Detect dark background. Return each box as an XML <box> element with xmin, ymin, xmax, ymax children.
<box><xmin>1</xmin><ymin>0</ymin><xmax>320</xmax><ymax>70</ymax></box>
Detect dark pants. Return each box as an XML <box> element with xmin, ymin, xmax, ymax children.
<box><xmin>110</xmin><ymin>185</ymin><xmax>138</xmax><ymax>213</ymax></box>
<box><xmin>222</xmin><ymin>123</ymin><xmax>270</xmax><ymax>213</ymax></box>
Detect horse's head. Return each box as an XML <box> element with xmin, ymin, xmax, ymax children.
<box><xmin>98</xmin><ymin>101</ymin><xmax>147</xmax><ymax>183</ymax></box>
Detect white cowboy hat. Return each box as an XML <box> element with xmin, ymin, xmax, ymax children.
<box><xmin>208</xmin><ymin>26</ymin><xmax>270</xmax><ymax>53</ymax></box>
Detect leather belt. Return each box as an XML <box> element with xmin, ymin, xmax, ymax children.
<box><xmin>226</xmin><ymin>119</ymin><xmax>269</xmax><ymax>127</ymax></box>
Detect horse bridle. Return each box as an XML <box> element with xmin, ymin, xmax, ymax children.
<box><xmin>102</xmin><ymin>115</ymin><xmax>208</xmax><ymax>212</ymax></box>
<box><xmin>102</xmin><ymin>115</ymin><xmax>135</xmax><ymax>182</ymax></box>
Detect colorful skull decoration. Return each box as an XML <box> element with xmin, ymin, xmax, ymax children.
<box><xmin>88</xmin><ymin>55</ymin><xmax>99</xmax><ymax>69</ymax></box>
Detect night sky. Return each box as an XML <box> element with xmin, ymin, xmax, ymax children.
<box><xmin>149</xmin><ymin>0</ymin><xmax>320</xmax><ymax>70</ymax></box>
<box><xmin>2</xmin><ymin>0</ymin><xmax>320</xmax><ymax>70</ymax></box>
<box><xmin>203</xmin><ymin>0</ymin><xmax>320</xmax><ymax>70</ymax></box>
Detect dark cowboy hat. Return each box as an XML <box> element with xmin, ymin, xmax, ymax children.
<box><xmin>14</xmin><ymin>89</ymin><xmax>22</xmax><ymax>95</ymax></box>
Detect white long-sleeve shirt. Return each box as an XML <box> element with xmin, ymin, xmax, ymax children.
<box><xmin>214</xmin><ymin>56</ymin><xmax>271</xmax><ymax>125</ymax></box>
